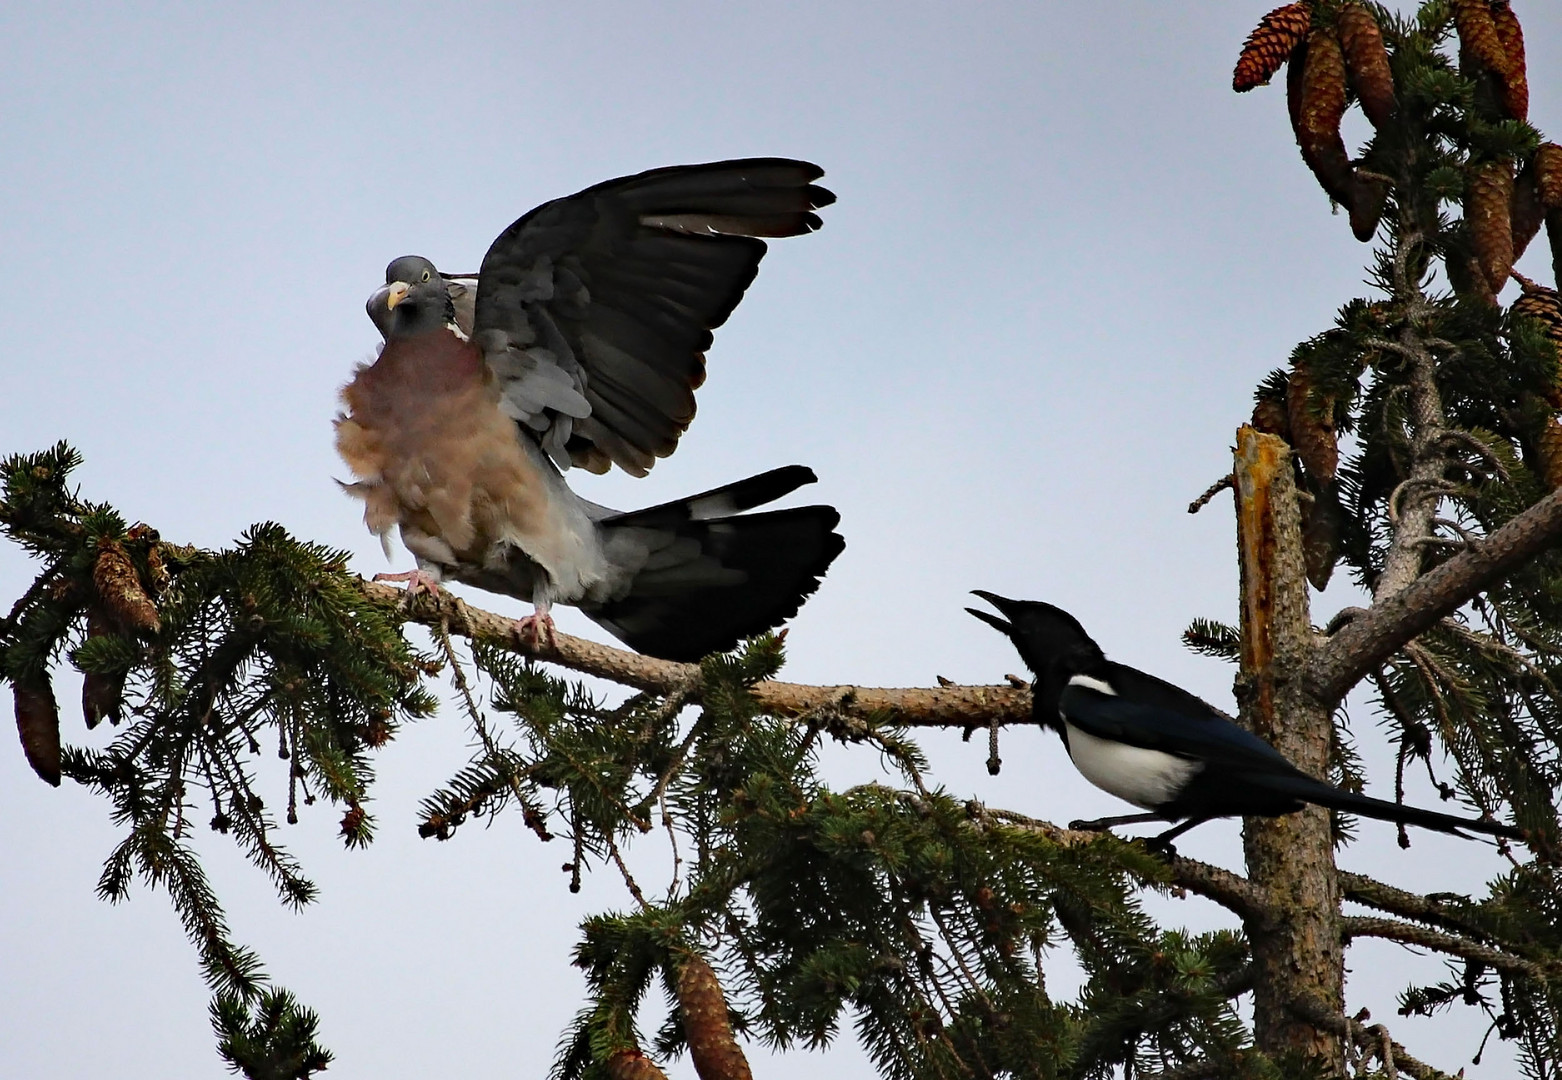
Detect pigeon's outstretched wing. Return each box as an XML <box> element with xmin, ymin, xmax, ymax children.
<box><xmin>469</xmin><ymin>159</ymin><xmax>835</xmax><ymax>475</ymax></box>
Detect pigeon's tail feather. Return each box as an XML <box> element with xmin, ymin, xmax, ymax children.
<box><xmin>586</xmin><ymin>470</ymin><xmax>843</xmax><ymax>662</ymax></box>
<box><xmin>1264</xmin><ymin>772</ymin><xmax>1522</xmax><ymax>840</ymax></box>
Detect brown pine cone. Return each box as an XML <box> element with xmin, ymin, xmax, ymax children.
<box><xmin>1467</xmin><ymin>159</ymin><xmax>1516</xmax><ymax>295</ymax></box>
<box><xmin>1453</xmin><ymin>0</ymin><xmax>1508</xmax><ymax>78</ymax></box>
<box><xmin>1490</xmin><ymin>1</ymin><xmax>1528</xmax><ymax>121</ymax></box>
<box><xmin>1295</xmin><ymin>29</ymin><xmax>1354</xmax><ymax>207</ymax></box>
<box><xmin>677</xmin><ymin>954</ymin><xmax>752</xmax><ymax>1080</ymax></box>
<box><xmin>1286</xmin><ymin>363</ymin><xmax>1339</xmax><ymax>483</ymax></box>
<box><xmin>14</xmin><ymin>679</ymin><xmax>61</xmax><ymax>787</ymax></box>
<box><xmin>1511</xmin><ymin>273</ymin><xmax>1562</xmax><ymax>407</ymax></box>
<box><xmin>1536</xmin><ymin>143</ymin><xmax>1562</xmax><ymax>210</ymax></box>
<box><xmin>605</xmin><ymin>1049</ymin><xmax>671</xmax><ymax>1080</ymax></box>
<box><xmin>1549</xmin><ymin>210</ymin><xmax>1562</xmax><ymax>294</ymax></box>
<box><xmin>1338</xmin><ymin>3</ymin><xmax>1395</xmax><ymax>129</ymax></box>
<box><xmin>1538</xmin><ymin>416</ymin><xmax>1562</xmax><ymax>490</ymax></box>
<box><xmin>80</xmin><ymin>608</ymin><xmax>126</xmax><ymax>729</ymax></box>
<box><xmin>1351</xmin><ymin>172</ymin><xmax>1391</xmax><ymax>242</ymax></box>
<box><xmin>1513</xmin><ymin>160</ymin><xmax>1546</xmax><ymax>262</ymax></box>
<box><xmin>93</xmin><ymin>537</ymin><xmax>160</xmax><ymax>636</ymax></box>
<box><xmin>1252</xmin><ymin>397</ymin><xmax>1292</xmax><ymax>441</ymax></box>
<box><xmin>1234</xmin><ymin>3</ymin><xmax>1312</xmax><ymax>92</ymax></box>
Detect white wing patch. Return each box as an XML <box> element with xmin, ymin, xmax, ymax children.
<box><xmin>1067</xmin><ymin>673</ymin><xmax>1118</xmax><ymax>696</ymax></box>
<box><xmin>1062</xmin><ymin>722</ymin><xmax>1202</xmax><ymax>811</ymax></box>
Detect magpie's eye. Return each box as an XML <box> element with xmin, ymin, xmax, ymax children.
<box><xmin>421</xmin><ymin>269</ymin><xmax>431</xmax><ymax>282</ymax></box>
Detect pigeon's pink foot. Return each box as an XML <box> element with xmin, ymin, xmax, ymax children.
<box><xmin>374</xmin><ymin>569</ymin><xmax>443</xmax><ymax>597</ymax></box>
<box><xmin>513</xmin><ymin>611</ymin><xmax>557</xmax><ymax>651</ymax></box>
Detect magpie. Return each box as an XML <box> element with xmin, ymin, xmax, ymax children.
<box><xmin>968</xmin><ymin>591</ymin><xmax>1523</xmax><ymax>847</ymax></box>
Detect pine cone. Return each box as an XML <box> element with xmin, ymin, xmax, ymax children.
<box><xmin>93</xmin><ymin>537</ymin><xmax>160</xmax><ymax>635</ymax></box>
<box><xmin>1351</xmin><ymin>172</ymin><xmax>1391</xmax><ymax>242</ymax></box>
<box><xmin>1511</xmin><ymin>274</ymin><xmax>1562</xmax><ymax>407</ymax></box>
<box><xmin>1338</xmin><ymin>3</ymin><xmax>1395</xmax><ymax>129</ymax></box>
<box><xmin>677</xmin><ymin>955</ymin><xmax>752</xmax><ymax>1080</ymax></box>
<box><xmin>1467</xmin><ymin>159</ymin><xmax>1516</xmax><ymax>295</ymax></box>
<box><xmin>80</xmin><ymin>608</ymin><xmax>126</xmax><ymax>729</ymax></box>
<box><xmin>1549</xmin><ymin>210</ymin><xmax>1562</xmax><ymax>294</ymax></box>
<box><xmin>1513</xmin><ymin>159</ymin><xmax>1546</xmax><ymax>262</ymax></box>
<box><xmin>606</xmin><ymin>1049</ymin><xmax>671</xmax><ymax>1080</ymax></box>
<box><xmin>1538</xmin><ymin>416</ymin><xmax>1562</xmax><ymax>490</ymax></box>
<box><xmin>1294</xmin><ymin>29</ymin><xmax>1354</xmax><ymax>207</ymax></box>
<box><xmin>1252</xmin><ymin>397</ymin><xmax>1292</xmax><ymax>441</ymax></box>
<box><xmin>1286</xmin><ymin>362</ymin><xmax>1338</xmax><ymax>482</ymax></box>
<box><xmin>1234</xmin><ymin>3</ymin><xmax>1312</xmax><ymax>92</ymax></box>
<box><xmin>1453</xmin><ymin>0</ymin><xmax>1508</xmax><ymax>79</ymax></box>
<box><xmin>1301</xmin><ymin>483</ymin><xmax>1344</xmax><ymax>591</ymax></box>
<box><xmin>1490</xmin><ymin>1</ymin><xmax>1528</xmax><ymax>121</ymax></box>
<box><xmin>1536</xmin><ymin>143</ymin><xmax>1562</xmax><ymax>210</ymax></box>
<box><xmin>13</xmin><ymin>679</ymin><xmax>61</xmax><ymax>787</ymax></box>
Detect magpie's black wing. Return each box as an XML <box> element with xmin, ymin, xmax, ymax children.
<box><xmin>1060</xmin><ymin>664</ymin><xmax>1297</xmax><ymax>773</ymax></box>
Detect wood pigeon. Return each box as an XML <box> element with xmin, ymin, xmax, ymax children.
<box><xmin>336</xmin><ymin>159</ymin><xmax>843</xmax><ymax>661</ymax></box>
<box><xmin>969</xmin><ymin>591</ymin><xmax>1523</xmax><ymax>846</ymax></box>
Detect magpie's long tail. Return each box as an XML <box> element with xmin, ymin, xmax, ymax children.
<box><xmin>1266</xmin><ymin>772</ymin><xmax>1522</xmax><ymax>841</ymax></box>
<box><xmin>584</xmin><ymin>466</ymin><xmax>844</xmax><ymax>662</ymax></box>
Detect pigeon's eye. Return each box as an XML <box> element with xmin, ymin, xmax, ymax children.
<box><xmin>421</xmin><ymin>269</ymin><xmax>431</xmax><ymax>282</ymax></box>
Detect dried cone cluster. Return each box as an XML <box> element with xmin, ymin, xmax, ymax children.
<box><xmin>1286</xmin><ymin>363</ymin><xmax>1338</xmax><ymax>483</ymax></box>
<box><xmin>13</xmin><ymin>680</ymin><xmax>61</xmax><ymax>787</ymax></box>
<box><xmin>677</xmin><ymin>954</ymin><xmax>752</xmax><ymax>1080</ymax></box>
<box><xmin>1233</xmin><ymin>3</ymin><xmax>1311</xmax><ymax>91</ymax></box>
<box><xmin>605</xmin><ymin>1049</ymin><xmax>671</xmax><ymax>1080</ymax></box>
<box><xmin>92</xmin><ymin>537</ymin><xmax>160</xmax><ymax>636</ymax></box>
<box><xmin>1453</xmin><ymin>0</ymin><xmax>1528</xmax><ymax>120</ymax></box>
<box><xmin>1238</xmin><ymin>2</ymin><xmax>1396</xmax><ymax>242</ymax></box>
<box><xmin>1467</xmin><ymin>159</ymin><xmax>1516</xmax><ymax>296</ymax></box>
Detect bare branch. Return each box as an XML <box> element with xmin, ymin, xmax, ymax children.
<box><xmin>1286</xmin><ymin>994</ymin><xmax>1459</xmax><ymax>1080</ymax></box>
<box><xmin>1341</xmin><ymin>916</ymin><xmax>1555</xmax><ymax>980</ymax></box>
<box><xmin>1307</xmin><ymin>485</ymin><xmax>1562</xmax><ymax>705</ymax></box>
<box><xmin>360</xmin><ymin>579</ymin><xmax>1033</xmax><ymax>728</ymax></box>
<box><xmin>1188</xmin><ymin>474</ymin><xmax>1234</xmax><ymax>515</ymax></box>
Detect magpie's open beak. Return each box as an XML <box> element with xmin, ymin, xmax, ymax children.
<box><xmin>966</xmin><ymin>590</ymin><xmax>1014</xmax><ymax>635</ymax></box>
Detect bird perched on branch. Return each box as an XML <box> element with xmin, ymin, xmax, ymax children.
<box><xmin>336</xmin><ymin>159</ymin><xmax>844</xmax><ymax>661</ymax></box>
<box><xmin>968</xmin><ymin>592</ymin><xmax>1523</xmax><ymax>847</ymax></box>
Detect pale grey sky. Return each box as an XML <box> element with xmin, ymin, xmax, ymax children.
<box><xmin>4</xmin><ymin>3</ymin><xmax>1559</xmax><ymax>1076</ymax></box>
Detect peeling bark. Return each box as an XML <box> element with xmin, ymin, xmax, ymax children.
<box><xmin>1233</xmin><ymin>427</ymin><xmax>1344</xmax><ymax>1069</ymax></box>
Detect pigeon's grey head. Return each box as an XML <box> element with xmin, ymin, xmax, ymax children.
<box><xmin>366</xmin><ymin>255</ymin><xmax>456</xmax><ymax>340</ymax></box>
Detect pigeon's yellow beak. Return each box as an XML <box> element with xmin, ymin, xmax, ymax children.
<box><xmin>384</xmin><ymin>282</ymin><xmax>411</xmax><ymax>310</ymax></box>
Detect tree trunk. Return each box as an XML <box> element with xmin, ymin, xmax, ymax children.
<box><xmin>1232</xmin><ymin>426</ymin><xmax>1344</xmax><ymax>1069</ymax></box>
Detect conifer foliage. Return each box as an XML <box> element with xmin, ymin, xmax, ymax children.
<box><xmin>7</xmin><ymin>3</ymin><xmax>1562</xmax><ymax>1079</ymax></box>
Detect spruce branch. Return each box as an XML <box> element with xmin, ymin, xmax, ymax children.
<box><xmin>1341</xmin><ymin>916</ymin><xmax>1556</xmax><ymax>981</ymax></box>
<box><xmin>360</xmin><ymin>578</ymin><xmax>1033</xmax><ymax>729</ymax></box>
<box><xmin>1286</xmin><ymin>994</ymin><xmax>1459</xmax><ymax>1080</ymax></box>
<box><xmin>1307</xmin><ymin>483</ymin><xmax>1562</xmax><ymax>705</ymax></box>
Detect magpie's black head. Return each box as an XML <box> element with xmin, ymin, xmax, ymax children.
<box><xmin>967</xmin><ymin>592</ymin><xmax>1103</xmax><ymax>672</ymax></box>
<box><xmin>366</xmin><ymin>255</ymin><xmax>457</xmax><ymax>340</ymax></box>
<box><xmin>968</xmin><ymin>591</ymin><xmax>1107</xmax><ymax>724</ymax></box>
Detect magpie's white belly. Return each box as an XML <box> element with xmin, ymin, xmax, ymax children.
<box><xmin>1063</xmin><ymin>723</ymin><xmax>1202</xmax><ymax>810</ymax></box>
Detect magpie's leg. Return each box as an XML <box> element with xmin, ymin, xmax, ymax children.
<box><xmin>1068</xmin><ymin>812</ymin><xmax>1165</xmax><ymax>832</ymax></box>
<box><xmin>1144</xmin><ymin>816</ymin><xmax>1212</xmax><ymax>856</ymax></box>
